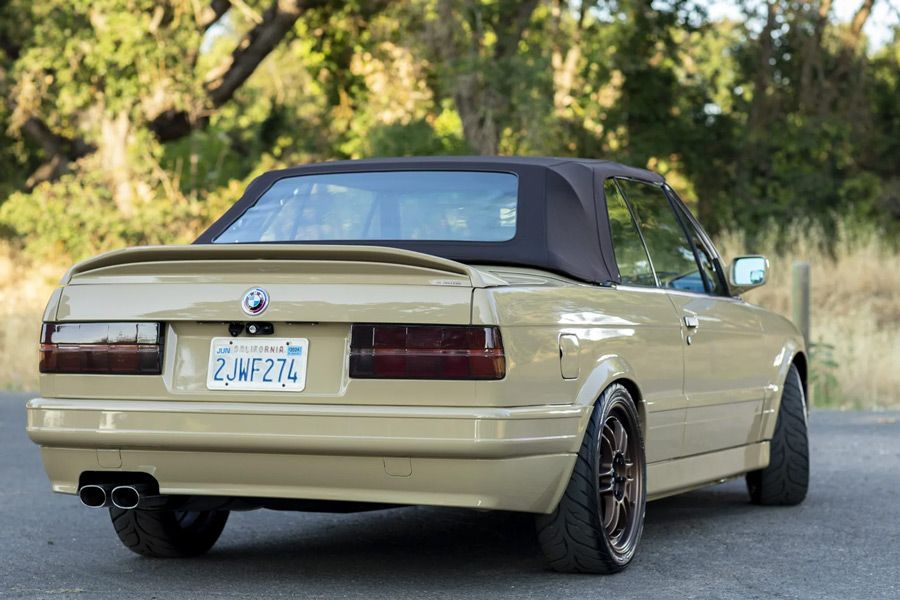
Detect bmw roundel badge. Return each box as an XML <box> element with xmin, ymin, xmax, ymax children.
<box><xmin>241</xmin><ymin>288</ymin><xmax>269</xmax><ymax>316</ymax></box>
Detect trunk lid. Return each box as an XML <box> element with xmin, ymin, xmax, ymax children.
<box><xmin>44</xmin><ymin>245</ymin><xmax>507</xmax><ymax>405</ymax></box>
<box><xmin>56</xmin><ymin>244</ymin><xmax>506</xmax><ymax>324</ymax></box>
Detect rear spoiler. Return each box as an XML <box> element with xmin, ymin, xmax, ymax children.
<box><xmin>61</xmin><ymin>244</ymin><xmax>508</xmax><ymax>288</ymax></box>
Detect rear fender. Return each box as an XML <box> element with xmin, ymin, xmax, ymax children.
<box><xmin>574</xmin><ymin>354</ymin><xmax>646</xmax><ymax>430</ymax></box>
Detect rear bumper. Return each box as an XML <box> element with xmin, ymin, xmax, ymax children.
<box><xmin>26</xmin><ymin>397</ymin><xmax>590</xmax><ymax>513</ymax></box>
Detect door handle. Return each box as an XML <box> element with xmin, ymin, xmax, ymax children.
<box><xmin>683</xmin><ymin>315</ymin><xmax>699</xmax><ymax>329</ymax></box>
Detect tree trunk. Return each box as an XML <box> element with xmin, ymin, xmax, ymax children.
<box><xmin>816</xmin><ymin>0</ymin><xmax>877</xmax><ymax>114</ymax></box>
<box><xmin>430</xmin><ymin>0</ymin><xmax>539</xmax><ymax>155</ymax></box>
<box><xmin>1</xmin><ymin>65</ymin><xmax>94</xmax><ymax>189</ymax></box>
<box><xmin>746</xmin><ymin>1</ymin><xmax>779</xmax><ymax>139</ymax></box>
<box><xmin>204</xmin><ymin>0</ymin><xmax>322</xmax><ymax>108</ymax></box>
<box><xmin>799</xmin><ymin>0</ymin><xmax>832</xmax><ymax>112</ymax></box>
<box><xmin>150</xmin><ymin>0</ymin><xmax>329</xmax><ymax>142</ymax></box>
<box><xmin>197</xmin><ymin>0</ymin><xmax>231</xmax><ymax>30</ymax></box>
<box><xmin>850</xmin><ymin>0</ymin><xmax>876</xmax><ymax>38</ymax></box>
<box><xmin>551</xmin><ymin>0</ymin><xmax>586</xmax><ymax>118</ymax></box>
<box><xmin>99</xmin><ymin>111</ymin><xmax>135</xmax><ymax>217</ymax></box>
<box><xmin>735</xmin><ymin>0</ymin><xmax>779</xmax><ymax>211</ymax></box>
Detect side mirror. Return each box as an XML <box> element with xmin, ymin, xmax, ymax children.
<box><xmin>729</xmin><ymin>255</ymin><xmax>769</xmax><ymax>294</ymax></box>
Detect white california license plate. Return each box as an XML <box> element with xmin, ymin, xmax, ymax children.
<box><xmin>206</xmin><ymin>337</ymin><xmax>309</xmax><ymax>392</ymax></box>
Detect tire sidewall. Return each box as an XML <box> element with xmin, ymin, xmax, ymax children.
<box><xmin>110</xmin><ymin>508</ymin><xmax>229</xmax><ymax>558</ymax></box>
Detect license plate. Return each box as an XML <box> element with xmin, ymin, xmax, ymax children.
<box><xmin>206</xmin><ymin>337</ymin><xmax>309</xmax><ymax>391</ymax></box>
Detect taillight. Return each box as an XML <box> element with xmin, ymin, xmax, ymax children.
<box><xmin>349</xmin><ymin>325</ymin><xmax>505</xmax><ymax>380</ymax></box>
<box><xmin>39</xmin><ymin>322</ymin><xmax>164</xmax><ymax>375</ymax></box>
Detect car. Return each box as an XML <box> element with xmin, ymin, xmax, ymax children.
<box><xmin>27</xmin><ymin>156</ymin><xmax>810</xmax><ymax>573</ymax></box>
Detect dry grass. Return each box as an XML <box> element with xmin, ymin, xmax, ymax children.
<box><xmin>716</xmin><ymin>223</ymin><xmax>900</xmax><ymax>410</ymax></box>
<box><xmin>2</xmin><ymin>227</ymin><xmax>898</xmax><ymax>408</ymax></box>
<box><xmin>0</xmin><ymin>243</ymin><xmax>63</xmax><ymax>391</ymax></box>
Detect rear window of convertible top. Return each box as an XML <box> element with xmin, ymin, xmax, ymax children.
<box><xmin>213</xmin><ymin>170</ymin><xmax>518</xmax><ymax>243</ymax></box>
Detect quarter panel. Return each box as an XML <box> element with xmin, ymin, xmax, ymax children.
<box><xmin>479</xmin><ymin>281</ymin><xmax>686</xmax><ymax>462</ymax></box>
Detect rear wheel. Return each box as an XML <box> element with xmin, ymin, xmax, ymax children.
<box><xmin>746</xmin><ymin>363</ymin><xmax>809</xmax><ymax>505</ymax></box>
<box><xmin>109</xmin><ymin>508</ymin><xmax>230</xmax><ymax>558</ymax></box>
<box><xmin>536</xmin><ymin>383</ymin><xmax>646</xmax><ymax>574</ymax></box>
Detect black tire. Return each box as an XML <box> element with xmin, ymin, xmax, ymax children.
<box><xmin>746</xmin><ymin>363</ymin><xmax>809</xmax><ymax>505</ymax></box>
<box><xmin>536</xmin><ymin>383</ymin><xmax>646</xmax><ymax>574</ymax></box>
<box><xmin>109</xmin><ymin>508</ymin><xmax>230</xmax><ymax>558</ymax></box>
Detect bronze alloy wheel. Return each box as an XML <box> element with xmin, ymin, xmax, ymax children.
<box><xmin>536</xmin><ymin>383</ymin><xmax>647</xmax><ymax>573</ymax></box>
<box><xmin>596</xmin><ymin>400</ymin><xmax>644</xmax><ymax>555</ymax></box>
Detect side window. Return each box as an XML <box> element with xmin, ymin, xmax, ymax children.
<box><xmin>604</xmin><ymin>179</ymin><xmax>655</xmax><ymax>287</ymax></box>
<box><xmin>674</xmin><ymin>202</ymin><xmax>726</xmax><ymax>296</ymax></box>
<box><xmin>615</xmin><ymin>179</ymin><xmax>706</xmax><ymax>293</ymax></box>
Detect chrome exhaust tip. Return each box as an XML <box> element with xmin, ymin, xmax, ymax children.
<box><xmin>110</xmin><ymin>485</ymin><xmax>142</xmax><ymax>510</ymax></box>
<box><xmin>79</xmin><ymin>484</ymin><xmax>109</xmax><ymax>509</ymax></box>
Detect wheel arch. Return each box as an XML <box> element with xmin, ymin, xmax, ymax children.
<box><xmin>575</xmin><ymin>355</ymin><xmax>648</xmax><ymax>431</ymax></box>
<box><xmin>536</xmin><ymin>356</ymin><xmax>649</xmax><ymax>573</ymax></box>
<box><xmin>611</xmin><ymin>377</ymin><xmax>646</xmax><ymax>431</ymax></box>
<box><xmin>543</xmin><ymin>356</ymin><xmax>647</xmax><ymax>515</ymax></box>
<box><xmin>791</xmin><ymin>349</ymin><xmax>809</xmax><ymax>401</ymax></box>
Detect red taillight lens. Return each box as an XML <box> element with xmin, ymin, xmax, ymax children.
<box><xmin>39</xmin><ymin>322</ymin><xmax>163</xmax><ymax>375</ymax></box>
<box><xmin>349</xmin><ymin>325</ymin><xmax>505</xmax><ymax>380</ymax></box>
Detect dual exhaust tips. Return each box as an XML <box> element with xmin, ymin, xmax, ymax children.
<box><xmin>79</xmin><ymin>484</ymin><xmax>147</xmax><ymax>510</ymax></box>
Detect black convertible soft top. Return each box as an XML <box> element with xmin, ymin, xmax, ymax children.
<box><xmin>194</xmin><ymin>156</ymin><xmax>666</xmax><ymax>284</ymax></box>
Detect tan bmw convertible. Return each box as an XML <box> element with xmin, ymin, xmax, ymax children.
<box><xmin>28</xmin><ymin>157</ymin><xmax>809</xmax><ymax>573</ymax></box>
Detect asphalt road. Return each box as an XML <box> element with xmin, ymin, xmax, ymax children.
<box><xmin>2</xmin><ymin>392</ymin><xmax>898</xmax><ymax>600</ymax></box>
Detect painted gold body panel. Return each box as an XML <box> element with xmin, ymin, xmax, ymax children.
<box><xmin>29</xmin><ymin>246</ymin><xmax>806</xmax><ymax>513</ymax></box>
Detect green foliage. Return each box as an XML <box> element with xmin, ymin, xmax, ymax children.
<box><xmin>0</xmin><ymin>0</ymin><xmax>899</xmax><ymax>261</ymax></box>
<box><xmin>367</xmin><ymin>117</ymin><xmax>469</xmax><ymax>157</ymax></box>
<box><xmin>7</xmin><ymin>0</ymin><xmax>203</xmax><ymax>136</ymax></box>
<box><xmin>809</xmin><ymin>341</ymin><xmax>841</xmax><ymax>408</ymax></box>
<box><xmin>0</xmin><ymin>158</ymin><xmax>245</xmax><ymax>263</ymax></box>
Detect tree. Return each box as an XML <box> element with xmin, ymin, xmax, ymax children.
<box><xmin>421</xmin><ymin>0</ymin><xmax>541</xmax><ymax>155</ymax></box>
<box><xmin>0</xmin><ymin>0</ymin><xmax>386</xmax><ymax>194</ymax></box>
<box><xmin>1</xmin><ymin>0</ymin><xmax>899</xmax><ymax>261</ymax></box>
